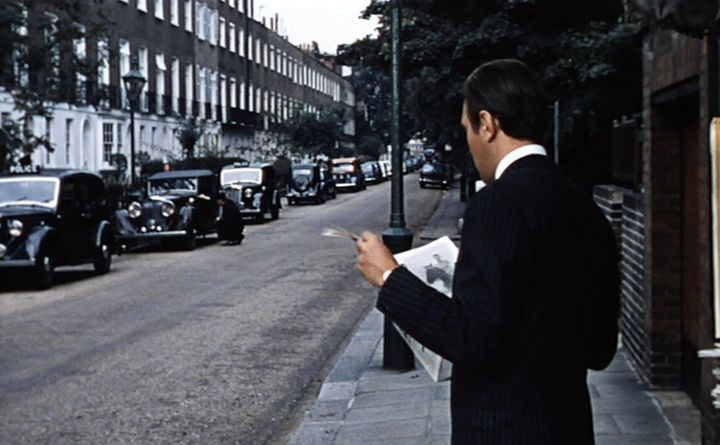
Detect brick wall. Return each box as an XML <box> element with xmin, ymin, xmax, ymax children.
<box><xmin>593</xmin><ymin>185</ymin><xmax>624</xmax><ymax>254</ymax></box>
<box><xmin>642</xmin><ymin>29</ymin><xmax>696</xmax><ymax>391</ymax></box>
<box><xmin>647</xmin><ymin>109</ymin><xmax>684</xmax><ymax>388</ymax></box>
<box><xmin>594</xmin><ymin>186</ymin><xmax>649</xmax><ymax>382</ymax></box>
<box><xmin>630</xmin><ymin>28</ymin><xmax>719</xmax><ymax>444</ymax></box>
<box><xmin>619</xmin><ymin>192</ymin><xmax>649</xmax><ymax>382</ymax></box>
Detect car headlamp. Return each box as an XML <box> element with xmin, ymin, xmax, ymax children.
<box><xmin>350</xmin><ymin>177</ymin><xmax>357</xmax><ymax>184</ymax></box>
<box><xmin>161</xmin><ymin>202</ymin><xmax>175</xmax><ymax>218</ymax></box>
<box><xmin>8</xmin><ymin>219</ymin><xmax>23</xmax><ymax>237</ymax></box>
<box><xmin>128</xmin><ymin>202</ymin><xmax>142</xmax><ymax>219</ymax></box>
<box><xmin>244</xmin><ymin>188</ymin><xmax>253</xmax><ymax>198</ymax></box>
<box><xmin>0</xmin><ymin>243</ymin><xmax>6</xmax><ymax>258</ymax></box>
<box><xmin>188</xmin><ymin>197</ymin><xmax>195</xmax><ymax>205</ymax></box>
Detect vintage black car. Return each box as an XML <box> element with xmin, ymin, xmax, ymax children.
<box><xmin>220</xmin><ymin>163</ymin><xmax>281</xmax><ymax>222</ymax></box>
<box><xmin>361</xmin><ymin>161</ymin><xmax>382</xmax><ymax>185</ymax></box>
<box><xmin>287</xmin><ymin>162</ymin><xmax>337</xmax><ymax>205</ymax></box>
<box><xmin>332</xmin><ymin>157</ymin><xmax>366</xmax><ymax>192</ymax></box>
<box><xmin>419</xmin><ymin>162</ymin><xmax>454</xmax><ymax>189</ymax></box>
<box><xmin>0</xmin><ymin>171</ymin><xmax>114</xmax><ymax>289</ymax></box>
<box><xmin>115</xmin><ymin>169</ymin><xmax>219</xmax><ymax>250</ymax></box>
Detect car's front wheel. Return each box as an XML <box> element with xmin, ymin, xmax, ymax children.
<box><xmin>93</xmin><ymin>239</ymin><xmax>112</xmax><ymax>274</ymax></box>
<box><xmin>34</xmin><ymin>250</ymin><xmax>55</xmax><ymax>290</ymax></box>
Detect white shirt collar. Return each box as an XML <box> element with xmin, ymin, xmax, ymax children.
<box><xmin>494</xmin><ymin>144</ymin><xmax>547</xmax><ymax>179</ymax></box>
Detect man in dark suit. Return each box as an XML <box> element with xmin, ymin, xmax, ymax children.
<box><xmin>356</xmin><ymin>59</ymin><xmax>620</xmax><ymax>444</ymax></box>
<box><xmin>216</xmin><ymin>193</ymin><xmax>244</xmax><ymax>245</ymax></box>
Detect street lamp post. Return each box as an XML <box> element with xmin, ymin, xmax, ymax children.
<box><xmin>382</xmin><ymin>0</ymin><xmax>414</xmax><ymax>370</ymax></box>
<box><xmin>122</xmin><ymin>58</ymin><xmax>146</xmax><ymax>187</ymax></box>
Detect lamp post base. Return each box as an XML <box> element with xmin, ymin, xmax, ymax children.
<box><xmin>382</xmin><ymin>226</ymin><xmax>415</xmax><ymax>370</ymax></box>
<box><xmin>382</xmin><ymin>226</ymin><xmax>413</xmax><ymax>253</ymax></box>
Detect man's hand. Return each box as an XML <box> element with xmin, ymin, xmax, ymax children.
<box><xmin>356</xmin><ymin>231</ymin><xmax>399</xmax><ymax>287</ymax></box>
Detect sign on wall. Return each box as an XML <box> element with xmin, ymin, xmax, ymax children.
<box><xmin>711</xmin><ymin>118</ymin><xmax>720</xmax><ymax>340</ymax></box>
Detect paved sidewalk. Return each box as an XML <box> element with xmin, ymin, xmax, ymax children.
<box><xmin>288</xmin><ymin>186</ymin><xmax>680</xmax><ymax>445</ymax></box>
<box><xmin>288</xmin><ymin>310</ymin><xmax>677</xmax><ymax>445</ymax></box>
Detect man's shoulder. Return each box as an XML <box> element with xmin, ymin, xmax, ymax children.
<box><xmin>469</xmin><ymin>180</ymin><xmax>507</xmax><ymax>203</ymax></box>
<box><xmin>470</xmin><ymin>170</ymin><xmax>542</xmax><ymax>204</ymax></box>
<box><xmin>466</xmin><ymin>180</ymin><xmax>523</xmax><ymax>222</ymax></box>
<box><xmin>492</xmin><ymin>158</ymin><xmax>577</xmax><ymax>203</ymax></box>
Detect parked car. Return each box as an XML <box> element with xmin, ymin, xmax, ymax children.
<box><xmin>220</xmin><ymin>163</ymin><xmax>281</xmax><ymax>222</ymax></box>
<box><xmin>332</xmin><ymin>157</ymin><xmax>366</xmax><ymax>192</ymax></box>
<box><xmin>0</xmin><ymin>170</ymin><xmax>114</xmax><ymax>289</ymax></box>
<box><xmin>361</xmin><ymin>161</ymin><xmax>382</xmax><ymax>185</ymax></box>
<box><xmin>320</xmin><ymin>165</ymin><xmax>337</xmax><ymax>199</ymax></box>
<box><xmin>115</xmin><ymin>169</ymin><xmax>219</xmax><ymax>250</ymax></box>
<box><xmin>379</xmin><ymin>160</ymin><xmax>392</xmax><ymax>179</ymax></box>
<box><xmin>404</xmin><ymin>158</ymin><xmax>415</xmax><ymax>173</ymax></box>
<box><xmin>287</xmin><ymin>162</ymin><xmax>336</xmax><ymax>205</ymax></box>
<box><xmin>419</xmin><ymin>162</ymin><xmax>454</xmax><ymax>189</ymax></box>
<box><xmin>376</xmin><ymin>161</ymin><xmax>388</xmax><ymax>181</ymax></box>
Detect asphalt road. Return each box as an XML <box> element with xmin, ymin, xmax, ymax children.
<box><xmin>0</xmin><ymin>173</ymin><xmax>443</xmax><ymax>444</ymax></box>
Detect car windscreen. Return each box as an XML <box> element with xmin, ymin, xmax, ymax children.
<box><xmin>221</xmin><ymin>169</ymin><xmax>262</xmax><ymax>185</ymax></box>
<box><xmin>149</xmin><ymin>177</ymin><xmax>198</xmax><ymax>194</ymax></box>
<box><xmin>292</xmin><ymin>168</ymin><xmax>314</xmax><ymax>178</ymax></box>
<box><xmin>0</xmin><ymin>178</ymin><xmax>59</xmax><ymax>208</ymax></box>
<box><xmin>333</xmin><ymin>163</ymin><xmax>355</xmax><ymax>174</ymax></box>
<box><xmin>422</xmin><ymin>163</ymin><xmax>446</xmax><ymax>173</ymax></box>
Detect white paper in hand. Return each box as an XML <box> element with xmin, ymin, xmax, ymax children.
<box><xmin>392</xmin><ymin>236</ymin><xmax>458</xmax><ymax>382</ymax></box>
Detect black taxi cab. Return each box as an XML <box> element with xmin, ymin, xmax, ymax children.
<box><xmin>220</xmin><ymin>163</ymin><xmax>281</xmax><ymax>222</ymax></box>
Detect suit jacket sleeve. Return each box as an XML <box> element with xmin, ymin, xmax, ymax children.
<box><xmin>377</xmin><ymin>186</ymin><xmax>530</xmax><ymax>368</ymax></box>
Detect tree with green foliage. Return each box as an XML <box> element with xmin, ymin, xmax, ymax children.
<box><xmin>0</xmin><ymin>0</ymin><xmax>111</xmax><ymax>172</ymax></box>
<box><xmin>175</xmin><ymin>116</ymin><xmax>206</xmax><ymax>160</ymax></box>
<box><xmin>276</xmin><ymin>107</ymin><xmax>347</xmax><ymax>159</ymax></box>
<box><xmin>347</xmin><ymin>66</ymin><xmax>392</xmax><ymax>159</ymax></box>
<box><xmin>338</xmin><ymin>0</ymin><xmax>642</xmax><ymax>186</ymax></box>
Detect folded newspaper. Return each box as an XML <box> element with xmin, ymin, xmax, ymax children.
<box><xmin>393</xmin><ymin>236</ymin><xmax>458</xmax><ymax>382</ymax></box>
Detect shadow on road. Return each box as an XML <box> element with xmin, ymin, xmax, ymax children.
<box><xmin>0</xmin><ymin>268</ymin><xmax>100</xmax><ymax>292</ymax></box>
<box><xmin>119</xmin><ymin>235</ymin><xmax>219</xmax><ymax>254</ymax></box>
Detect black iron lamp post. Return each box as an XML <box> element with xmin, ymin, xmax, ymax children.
<box><xmin>122</xmin><ymin>59</ymin><xmax>146</xmax><ymax>186</ymax></box>
<box><xmin>382</xmin><ymin>0</ymin><xmax>414</xmax><ymax>370</ymax></box>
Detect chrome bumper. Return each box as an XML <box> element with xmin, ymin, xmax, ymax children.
<box><xmin>117</xmin><ymin>230</ymin><xmax>188</xmax><ymax>240</ymax></box>
<box><xmin>0</xmin><ymin>259</ymin><xmax>36</xmax><ymax>268</ymax></box>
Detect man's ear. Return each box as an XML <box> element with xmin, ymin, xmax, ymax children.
<box><xmin>478</xmin><ymin>110</ymin><xmax>499</xmax><ymax>141</ymax></box>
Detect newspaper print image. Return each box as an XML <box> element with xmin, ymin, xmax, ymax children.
<box><xmin>395</xmin><ymin>236</ymin><xmax>457</xmax><ymax>299</ymax></box>
<box><xmin>425</xmin><ymin>253</ymin><xmax>454</xmax><ymax>295</ymax></box>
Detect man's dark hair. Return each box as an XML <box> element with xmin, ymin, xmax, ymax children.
<box><xmin>216</xmin><ymin>192</ymin><xmax>227</xmax><ymax>201</ymax></box>
<box><xmin>463</xmin><ymin>59</ymin><xmax>550</xmax><ymax>143</ymax></box>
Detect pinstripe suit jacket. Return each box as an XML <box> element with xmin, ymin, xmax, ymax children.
<box><xmin>378</xmin><ymin>155</ymin><xmax>620</xmax><ymax>444</ymax></box>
